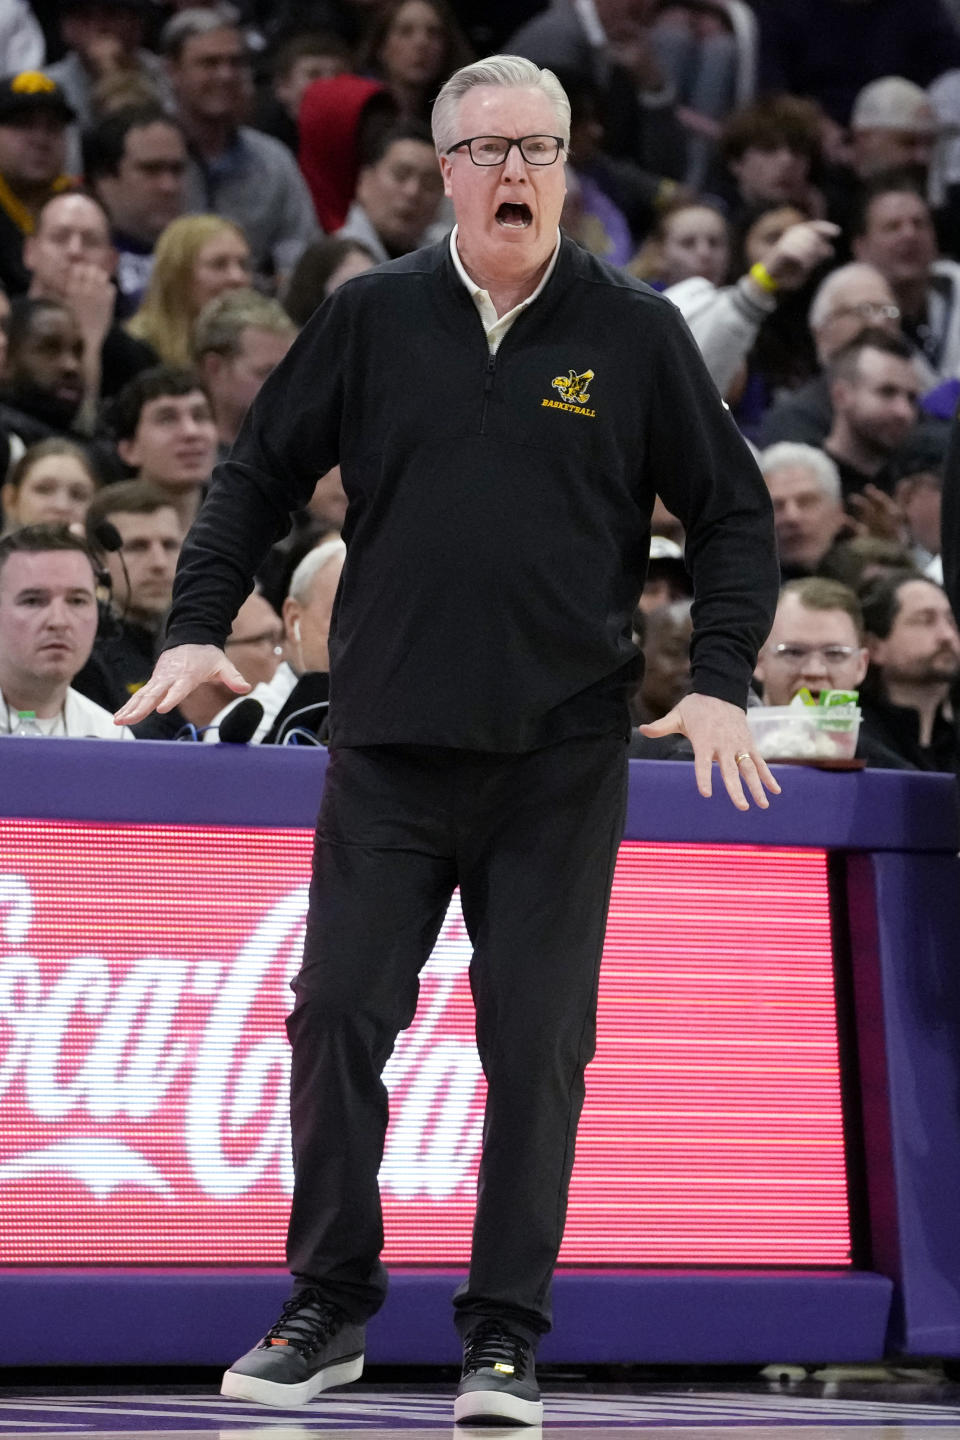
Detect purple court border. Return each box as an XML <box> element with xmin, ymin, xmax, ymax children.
<box><xmin>0</xmin><ymin>739</ymin><xmax>957</xmax><ymax>1367</ymax></box>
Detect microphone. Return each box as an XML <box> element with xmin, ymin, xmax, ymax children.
<box><xmin>218</xmin><ymin>697</ymin><xmax>265</xmax><ymax>744</ymax></box>
<box><xmin>91</xmin><ymin>520</ymin><xmax>123</xmax><ymax>553</ymax></box>
<box><xmin>88</xmin><ymin>519</ymin><xmax>134</xmax><ymax>626</ymax></box>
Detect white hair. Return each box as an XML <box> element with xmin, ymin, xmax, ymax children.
<box><xmin>431</xmin><ymin>54</ymin><xmax>570</xmax><ymax>156</ymax></box>
<box><xmin>808</xmin><ymin>263</ymin><xmax>889</xmax><ymax>332</ymax></box>
<box><xmin>288</xmin><ymin>537</ymin><xmax>346</xmax><ymax>604</ymax></box>
<box><xmin>161</xmin><ymin>4</ymin><xmax>240</xmax><ymax>60</ymax></box>
<box><xmin>760</xmin><ymin>442</ymin><xmax>842</xmax><ymax>503</ymax></box>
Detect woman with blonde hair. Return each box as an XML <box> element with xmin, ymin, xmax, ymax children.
<box><xmin>127</xmin><ymin>215</ymin><xmax>252</xmax><ymax>368</ymax></box>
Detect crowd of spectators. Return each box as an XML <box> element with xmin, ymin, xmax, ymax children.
<box><xmin>0</xmin><ymin>0</ymin><xmax>959</xmax><ymax>768</ymax></box>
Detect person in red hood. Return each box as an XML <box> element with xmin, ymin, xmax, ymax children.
<box><xmin>298</xmin><ymin>73</ymin><xmax>398</xmax><ymax>233</ymax></box>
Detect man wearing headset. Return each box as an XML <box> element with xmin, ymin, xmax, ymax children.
<box><xmin>206</xmin><ymin>538</ymin><xmax>344</xmax><ymax>744</ymax></box>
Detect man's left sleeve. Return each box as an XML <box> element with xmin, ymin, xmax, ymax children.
<box><xmin>644</xmin><ymin>303</ymin><xmax>780</xmax><ymax>708</ymax></box>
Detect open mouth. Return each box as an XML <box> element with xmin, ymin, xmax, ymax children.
<box><xmin>496</xmin><ymin>202</ymin><xmax>532</xmax><ymax>229</ymax></box>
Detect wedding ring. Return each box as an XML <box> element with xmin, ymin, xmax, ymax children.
<box><xmin>734</xmin><ymin>751</ymin><xmax>751</xmax><ymax>766</ymax></box>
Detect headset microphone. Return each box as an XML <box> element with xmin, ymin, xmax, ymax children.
<box><xmin>218</xmin><ymin>697</ymin><xmax>265</xmax><ymax>744</ymax></box>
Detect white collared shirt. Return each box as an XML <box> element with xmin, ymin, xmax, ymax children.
<box><xmin>449</xmin><ymin>225</ymin><xmax>561</xmax><ymax>354</ymax></box>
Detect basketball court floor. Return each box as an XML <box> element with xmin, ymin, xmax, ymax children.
<box><xmin>5</xmin><ymin>1372</ymin><xmax>960</xmax><ymax>1439</ymax></box>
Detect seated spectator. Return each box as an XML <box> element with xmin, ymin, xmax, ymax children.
<box><xmin>297</xmin><ymin>73</ymin><xmax>397</xmax><ymax>234</ymax></box>
<box><xmin>860</xmin><ymin>568</ymin><xmax>960</xmax><ymax>770</ymax></box>
<box><xmin>664</xmin><ymin>210</ymin><xmax>836</xmax><ymax>407</ymax></box>
<box><xmin>927</xmin><ymin>66</ymin><xmax>960</xmax><ymax>256</ymax></box>
<box><xmin>172</xmin><ymin>587</ymin><xmax>287</xmax><ymax>736</ymax></box>
<box><xmin>127</xmin><ymin>214</ymin><xmax>251</xmax><ymax>368</ymax></box>
<box><xmin>336</xmin><ymin>120</ymin><xmax>444</xmax><ymax>263</ymax></box>
<box><xmin>84</xmin><ymin>477</ymin><xmax>182</xmax><ymax>698</ymax></box>
<box><xmin>193</xmin><ymin>288</ymin><xmax>297</xmax><ymax>458</ymax></box>
<box><xmin>2</xmin><ymin>436</ymin><xmax>99</xmax><ymax>531</ymax></box>
<box><xmin>823</xmin><ymin>330</ymin><xmax>923</xmax><ymax>499</ymax></box>
<box><xmin>757</xmin><ymin>0</ymin><xmax>960</xmax><ymax>128</ymax></box>
<box><xmin>751</xmin><ymin>575</ymin><xmax>916</xmax><ymax>767</ymax></box>
<box><xmin>83</xmin><ymin>104</ymin><xmax>188</xmax><ymax>318</ymax></box>
<box><xmin>208</xmin><ymin>536</ymin><xmax>345</xmax><ymax>742</ymax></box>
<box><xmin>630</xmin><ymin>597</ymin><xmax>692</xmax><ymax>726</ymax></box>
<box><xmin>897</xmin><ymin>467</ymin><xmax>944</xmax><ymax>577</ymax></box>
<box><xmin>631</xmin><ymin>197</ymin><xmax>730</xmax><ymax>290</ymax></box>
<box><xmin>282</xmin><ymin>235</ymin><xmax>375</xmax><ymax>324</ymax></box>
<box><xmin>107</xmin><ymin>366</ymin><xmax>218</xmax><ymax>531</ymax></box>
<box><xmin>849</xmin><ymin>77</ymin><xmax>938</xmax><ymax>182</ymax></box>
<box><xmin>507</xmin><ymin>0</ymin><xmax>688</xmax><ymax>183</ymax></box>
<box><xmin>637</xmin><ymin>535</ymin><xmax>693</xmax><ymax>615</ymax></box>
<box><xmin>47</xmin><ymin>0</ymin><xmax>170</xmax><ymax>174</ymax></box>
<box><xmin>24</xmin><ymin>190</ymin><xmax>156</xmax><ymax>413</ymax></box>
<box><xmin>252</xmin><ymin>31</ymin><xmax>350</xmax><ymax>152</ymax></box>
<box><xmin>0</xmin><ymin>522</ymin><xmax>133</xmax><ymax>736</ymax></box>
<box><xmin>758</xmin><ymin>262</ymin><xmax>905</xmax><ymax>447</ymax></box>
<box><xmin>0</xmin><ymin>296</ymin><xmax>86</xmax><ymax>451</ymax></box>
<box><xmin>223</xmin><ymin>587</ymin><xmax>284</xmax><ymax>688</ymax></box>
<box><xmin>355</xmin><ymin>0</ymin><xmax>474</xmax><ymax>126</ymax></box>
<box><xmin>851</xmin><ymin>173</ymin><xmax>960</xmax><ymax>384</ymax></box>
<box><xmin>163</xmin><ymin>4</ymin><xmax>319</xmax><ymax>285</ymax></box>
<box><xmin>714</xmin><ymin>94</ymin><xmax>825</xmax><ymax>229</ymax></box>
<box><xmin>0</xmin><ymin>71</ymin><xmax>75</xmax><ymax>296</ymax></box>
<box><xmin>818</xmin><ymin>534</ymin><xmax>916</xmax><ymax>593</ymax></box>
<box><xmin>761</xmin><ymin>441</ymin><xmax>846</xmax><ymax>579</ymax></box>
<box><xmin>83</xmin><ymin>476</ymin><xmax>285</xmax><ymax>734</ymax></box>
<box><xmin>754</xmin><ymin>576</ymin><xmax>869</xmax><ymax>704</ymax></box>
<box><xmin>87</xmin><ymin>66</ymin><xmax>163</xmax><ymax>118</ymax></box>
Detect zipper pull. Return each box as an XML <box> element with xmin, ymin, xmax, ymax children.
<box><xmin>484</xmin><ymin>353</ymin><xmax>496</xmax><ymax>392</ymax></box>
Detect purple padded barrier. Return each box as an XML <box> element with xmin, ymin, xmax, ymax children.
<box><xmin>847</xmin><ymin>851</ymin><xmax>960</xmax><ymax>1356</ymax></box>
<box><xmin>0</xmin><ymin>738</ymin><xmax>956</xmax><ymax>848</ymax></box>
<box><xmin>0</xmin><ymin>1268</ymin><xmax>892</xmax><ymax>1367</ymax></box>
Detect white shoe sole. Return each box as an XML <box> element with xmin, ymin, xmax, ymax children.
<box><xmin>454</xmin><ymin>1389</ymin><xmax>543</xmax><ymax>1425</ymax></box>
<box><xmin>221</xmin><ymin>1352</ymin><xmax>364</xmax><ymax>1408</ymax></box>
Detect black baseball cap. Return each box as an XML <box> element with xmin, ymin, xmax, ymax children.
<box><xmin>0</xmin><ymin>72</ymin><xmax>75</xmax><ymax>126</ymax></box>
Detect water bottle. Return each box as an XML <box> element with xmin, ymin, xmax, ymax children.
<box><xmin>12</xmin><ymin>711</ymin><xmax>43</xmax><ymax>737</ymax></box>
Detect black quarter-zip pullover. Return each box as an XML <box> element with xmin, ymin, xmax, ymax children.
<box><xmin>164</xmin><ymin>235</ymin><xmax>779</xmax><ymax>751</ymax></box>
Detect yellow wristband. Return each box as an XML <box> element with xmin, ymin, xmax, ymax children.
<box><xmin>749</xmin><ymin>261</ymin><xmax>779</xmax><ymax>294</ymax></box>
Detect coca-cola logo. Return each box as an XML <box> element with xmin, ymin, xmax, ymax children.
<box><xmin>0</xmin><ymin>821</ymin><xmax>488</xmax><ymax>1264</ymax></box>
<box><xmin>0</xmin><ymin>820</ymin><xmax>853</xmax><ymax>1267</ymax></box>
<box><xmin>0</xmin><ymin>871</ymin><xmax>483</xmax><ymax>1199</ymax></box>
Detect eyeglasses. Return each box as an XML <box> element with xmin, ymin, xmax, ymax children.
<box><xmin>444</xmin><ymin>134</ymin><xmax>564</xmax><ymax>166</ymax></box>
<box><xmin>825</xmin><ymin>302</ymin><xmax>901</xmax><ymax>325</ymax></box>
<box><xmin>226</xmin><ymin>630</ymin><xmax>283</xmax><ymax>656</ymax></box>
<box><xmin>767</xmin><ymin>644</ymin><xmax>859</xmax><ymax>664</ymax></box>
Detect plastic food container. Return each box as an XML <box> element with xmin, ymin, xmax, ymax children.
<box><xmin>746</xmin><ymin>704</ymin><xmax>862</xmax><ymax>762</ymax></box>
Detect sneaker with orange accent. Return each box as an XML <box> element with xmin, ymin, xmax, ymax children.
<box><xmin>221</xmin><ymin>1290</ymin><xmax>364</xmax><ymax>1408</ymax></box>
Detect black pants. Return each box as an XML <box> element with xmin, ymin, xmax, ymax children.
<box><xmin>285</xmin><ymin>733</ymin><xmax>628</xmax><ymax>1342</ymax></box>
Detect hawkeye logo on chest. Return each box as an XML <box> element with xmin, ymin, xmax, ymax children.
<box><xmin>543</xmin><ymin>368</ymin><xmax>596</xmax><ymax>418</ymax></box>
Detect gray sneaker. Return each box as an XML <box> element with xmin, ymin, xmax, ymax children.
<box><xmin>454</xmin><ymin>1319</ymin><xmax>543</xmax><ymax>1424</ymax></box>
<box><xmin>221</xmin><ymin>1290</ymin><xmax>364</xmax><ymax>1408</ymax></box>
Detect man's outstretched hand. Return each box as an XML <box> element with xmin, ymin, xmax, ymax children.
<box><xmin>639</xmin><ymin>693</ymin><xmax>781</xmax><ymax>811</ymax></box>
<box><xmin>113</xmin><ymin>644</ymin><xmax>251</xmax><ymax>726</ymax></box>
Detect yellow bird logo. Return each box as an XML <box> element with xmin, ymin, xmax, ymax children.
<box><xmin>552</xmin><ymin>368</ymin><xmax>595</xmax><ymax>405</ymax></box>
